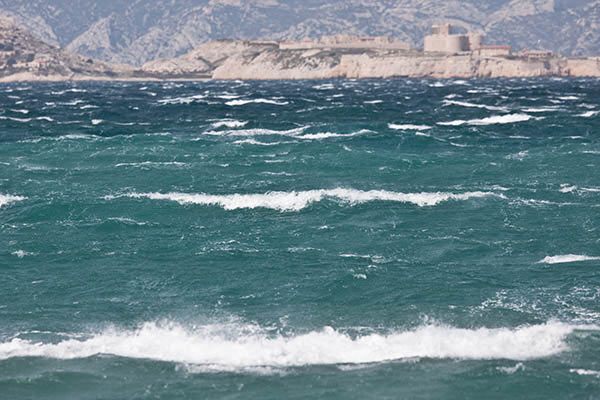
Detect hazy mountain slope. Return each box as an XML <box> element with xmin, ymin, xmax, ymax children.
<box><xmin>1</xmin><ymin>0</ymin><xmax>599</xmax><ymax>65</ymax></box>
<box><xmin>0</xmin><ymin>14</ymin><xmax>134</xmax><ymax>81</ymax></box>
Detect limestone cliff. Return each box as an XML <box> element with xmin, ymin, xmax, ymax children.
<box><xmin>142</xmin><ymin>41</ymin><xmax>600</xmax><ymax>80</ymax></box>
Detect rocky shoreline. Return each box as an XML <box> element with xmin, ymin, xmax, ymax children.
<box><xmin>2</xmin><ymin>14</ymin><xmax>600</xmax><ymax>82</ymax></box>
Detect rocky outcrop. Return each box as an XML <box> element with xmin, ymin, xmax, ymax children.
<box><xmin>0</xmin><ymin>14</ymin><xmax>138</xmax><ymax>82</ymax></box>
<box><xmin>141</xmin><ymin>41</ymin><xmax>600</xmax><ymax>80</ymax></box>
<box><xmin>2</xmin><ymin>15</ymin><xmax>600</xmax><ymax>82</ymax></box>
<box><xmin>2</xmin><ymin>0</ymin><xmax>600</xmax><ymax>66</ymax></box>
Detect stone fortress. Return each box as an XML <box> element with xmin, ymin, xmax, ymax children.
<box><xmin>424</xmin><ymin>23</ymin><xmax>511</xmax><ymax>56</ymax></box>
<box><xmin>278</xmin><ymin>35</ymin><xmax>410</xmax><ymax>51</ymax></box>
<box><xmin>274</xmin><ymin>24</ymin><xmax>550</xmax><ymax>58</ymax></box>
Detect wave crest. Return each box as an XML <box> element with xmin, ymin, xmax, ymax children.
<box><xmin>0</xmin><ymin>194</ymin><xmax>25</xmax><ymax>208</ymax></box>
<box><xmin>0</xmin><ymin>321</ymin><xmax>583</xmax><ymax>369</ymax></box>
<box><xmin>107</xmin><ymin>189</ymin><xmax>502</xmax><ymax>211</ymax></box>
<box><xmin>438</xmin><ymin>113</ymin><xmax>537</xmax><ymax>126</ymax></box>
<box><xmin>538</xmin><ymin>255</ymin><xmax>600</xmax><ymax>264</ymax></box>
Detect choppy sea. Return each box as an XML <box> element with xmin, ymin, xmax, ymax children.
<box><xmin>1</xmin><ymin>78</ymin><xmax>599</xmax><ymax>399</ymax></box>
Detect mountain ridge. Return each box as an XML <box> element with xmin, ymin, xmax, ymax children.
<box><xmin>1</xmin><ymin>0</ymin><xmax>600</xmax><ymax>66</ymax></box>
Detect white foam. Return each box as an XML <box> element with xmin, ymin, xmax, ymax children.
<box><xmin>114</xmin><ymin>161</ymin><xmax>187</xmax><ymax>168</ymax></box>
<box><xmin>109</xmin><ymin>189</ymin><xmax>502</xmax><ymax>211</ymax></box>
<box><xmin>0</xmin><ymin>321</ymin><xmax>584</xmax><ymax>368</ymax></box>
<box><xmin>51</xmin><ymin>88</ymin><xmax>87</xmax><ymax>95</ymax></box>
<box><xmin>10</xmin><ymin>109</ymin><xmax>29</xmax><ymax>114</ymax></box>
<box><xmin>313</xmin><ymin>83</ymin><xmax>335</xmax><ymax>90</ymax></box>
<box><xmin>0</xmin><ymin>116</ymin><xmax>31</xmax><ymax>123</ymax></box>
<box><xmin>297</xmin><ymin>130</ymin><xmax>372</xmax><ymax>140</ymax></box>
<box><xmin>497</xmin><ymin>362</ymin><xmax>525</xmax><ymax>374</ymax></box>
<box><xmin>522</xmin><ymin>107</ymin><xmax>562</xmax><ymax>113</ymax></box>
<box><xmin>570</xmin><ymin>369</ymin><xmax>600</xmax><ymax>377</ymax></box>
<box><xmin>233</xmin><ymin>139</ymin><xmax>282</xmax><ymax>146</ymax></box>
<box><xmin>559</xmin><ymin>185</ymin><xmax>577</xmax><ymax>193</ymax></box>
<box><xmin>577</xmin><ymin>111</ymin><xmax>599</xmax><ymax>118</ymax></box>
<box><xmin>538</xmin><ymin>255</ymin><xmax>600</xmax><ymax>264</ymax></box>
<box><xmin>0</xmin><ymin>194</ymin><xmax>25</xmax><ymax>208</ymax></box>
<box><xmin>203</xmin><ymin>126</ymin><xmax>307</xmax><ymax>138</ymax></box>
<box><xmin>226</xmin><ymin>99</ymin><xmax>288</xmax><ymax>106</ymax></box>
<box><xmin>12</xmin><ymin>250</ymin><xmax>30</xmax><ymax>258</ymax></box>
<box><xmin>210</xmin><ymin>120</ymin><xmax>248</xmax><ymax>128</ymax></box>
<box><xmin>438</xmin><ymin>114</ymin><xmax>537</xmax><ymax>126</ymax></box>
<box><xmin>158</xmin><ymin>95</ymin><xmax>206</xmax><ymax>105</ymax></box>
<box><xmin>364</xmin><ymin>100</ymin><xmax>383</xmax><ymax>104</ymax></box>
<box><xmin>443</xmin><ymin>99</ymin><xmax>508</xmax><ymax>112</ymax></box>
<box><xmin>557</xmin><ymin>96</ymin><xmax>579</xmax><ymax>100</ymax></box>
<box><xmin>388</xmin><ymin>124</ymin><xmax>432</xmax><ymax>131</ymax></box>
<box><xmin>91</xmin><ymin>119</ymin><xmax>103</xmax><ymax>125</ymax></box>
<box><xmin>215</xmin><ymin>94</ymin><xmax>241</xmax><ymax>100</ymax></box>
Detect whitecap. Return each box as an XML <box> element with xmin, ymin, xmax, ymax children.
<box><xmin>226</xmin><ymin>99</ymin><xmax>288</xmax><ymax>106</ymax></box>
<box><xmin>570</xmin><ymin>369</ymin><xmax>600</xmax><ymax>377</ymax></box>
<box><xmin>0</xmin><ymin>116</ymin><xmax>31</xmax><ymax>123</ymax></box>
<box><xmin>497</xmin><ymin>362</ymin><xmax>526</xmax><ymax>374</ymax></box>
<box><xmin>364</xmin><ymin>100</ymin><xmax>383</xmax><ymax>104</ymax></box>
<box><xmin>313</xmin><ymin>83</ymin><xmax>335</xmax><ymax>90</ymax></box>
<box><xmin>538</xmin><ymin>255</ymin><xmax>600</xmax><ymax>264</ymax></box>
<box><xmin>577</xmin><ymin>111</ymin><xmax>599</xmax><ymax>118</ymax></box>
<box><xmin>0</xmin><ymin>194</ymin><xmax>25</xmax><ymax>208</ymax></box>
<box><xmin>114</xmin><ymin>161</ymin><xmax>187</xmax><ymax>168</ymax></box>
<box><xmin>0</xmin><ymin>321</ymin><xmax>586</xmax><ymax>369</ymax></box>
<box><xmin>91</xmin><ymin>119</ymin><xmax>103</xmax><ymax>125</ymax></box>
<box><xmin>443</xmin><ymin>99</ymin><xmax>508</xmax><ymax>112</ymax></box>
<box><xmin>107</xmin><ymin>188</ymin><xmax>503</xmax><ymax>211</ymax></box>
<box><xmin>203</xmin><ymin>126</ymin><xmax>307</xmax><ymax>138</ymax></box>
<box><xmin>559</xmin><ymin>185</ymin><xmax>577</xmax><ymax>193</ymax></box>
<box><xmin>158</xmin><ymin>95</ymin><xmax>206</xmax><ymax>105</ymax></box>
<box><xmin>297</xmin><ymin>129</ymin><xmax>372</xmax><ymax>140</ymax></box>
<box><xmin>388</xmin><ymin>124</ymin><xmax>432</xmax><ymax>131</ymax></box>
<box><xmin>438</xmin><ymin>114</ymin><xmax>538</xmax><ymax>126</ymax></box>
<box><xmin>11</xmin><ymin>250</ymin><xmax>35</xmax><ymax>258</ymax></box>
<box><xmin>210</xmin><ymin>120</ymin><xmax>248</xmax><ymax>128</ymax></box>
<box><xmin>233</xmin><ymin>139</ymin><xmax>284</xmax><ymax>146</ymax></box>
<box><xmin>522</xmin><ymin>107</ymin><xmax>562</xmax><ymax>113</ymax></box>
<box><xmin>10</xmin><ymin>109</ymin><xmax>29</xmax><ymax>114</ymax></box>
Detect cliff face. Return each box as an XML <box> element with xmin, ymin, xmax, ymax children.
<box><xmin>1</xmin><ymin>0</ymin><xmax>600</xmax><ymax>66</ymax></box>
<box><xmin>142</xmin><ymin>41</ymin><xmax>600</xmax><ymax>80</ymax></box>
<box><xmin>0</xmin><ymin>14</ymin><xmax>134</xmax><ymax>81</ymax></box>
<box><xmin>2</xmin><ymin>13</ymin><xmax>599</xmax><ymax>82</ymax></box>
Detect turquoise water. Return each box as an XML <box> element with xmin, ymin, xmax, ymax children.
<box><xmin>1</xmin><ymin>79</ymin><xmax>599</xmax><ymax>399</ymax></box>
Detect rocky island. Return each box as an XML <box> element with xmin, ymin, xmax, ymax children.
<box><xmin>1</xmin><ymin>14</ymin><xmax>600</xmax><ymax>82</ymax></box>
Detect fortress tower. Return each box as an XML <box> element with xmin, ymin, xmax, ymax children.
<box><xmin>425</xmin><ymin>24</ymin><xmax>482</xmax><ymax>53</ymax></box>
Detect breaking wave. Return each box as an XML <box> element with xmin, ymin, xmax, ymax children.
<box><xmin>106</xmin><ymin>189</ymin><xmax>502</xmax><ymax>211</ymax></box>
<box><xmin>210</xmin><ymin>120</ymin><xmax>248</xmax><ymax>128</ymax></box>
<box><xmin>202</xmin><ymin>126</ymin><xmax>307</xmax><ymax>137</ymax></box>
<box><xmin>226</xmin><ymin>99</ymin><xmax>289</xmax><ymax>106</ymax></box>
<box><xmin>538</xmin><ymin>255</ymin><xmax>600</xmax><ymax>264</ymax></box>
<box><xmin>0</xmin><ymin>321</ymin><xmax>586</xmax><ymax>370</ymax></box>
<box><xmin>443</xmin><ymin>99</ymin><xmax>508</xmax><ymax>112</ymax></box>
<box><xmin>0</xmin><ymin>194</ymin><xmax>25</xmax><ymax>208</ymax></box>
<box><xmin>297</xmin><ymin>129</ymin><xmax>373</xmax><ymax>140</ymax></box>
<box><xmin>577</xmin><ymin>110</ymin><xmax>599</xmax><ymax>118</ymax></box>
<box><xmin>438</xmin><ymin>114</ymin><xmax>537</xmax><ymax>126</ymax></box>
<box><xmin>388</xmin><ymin>124</ymin><xmax>432</xmax><ymax>130</ymax></box>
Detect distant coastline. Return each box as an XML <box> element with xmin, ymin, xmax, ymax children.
<box><xmin>2</xmin><ymin>14</ymin><xmax>600</xmax><ymax>82</ymax></box>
